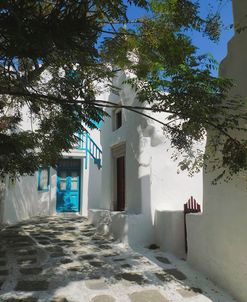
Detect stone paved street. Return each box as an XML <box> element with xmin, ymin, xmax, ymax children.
<box><xmin>0</xmin><ymin>216</ymin><xmax>235</xmax><ymax>302</ymax></box>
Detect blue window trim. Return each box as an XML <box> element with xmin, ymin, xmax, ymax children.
<box><xmin>37</xmin><ymin>167</ymin><xmax>50</xmax><ymax>192</ymax></box>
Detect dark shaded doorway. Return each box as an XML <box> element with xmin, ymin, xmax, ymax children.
<box><xmin>116</xmin><ymin>156</ymin><xmax>125</xmax><ymax>211</ymax></box>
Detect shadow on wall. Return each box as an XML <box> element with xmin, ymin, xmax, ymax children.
<box><xmin>95</xmin><ymin>71</ymin><xmax>190</xmax><ymax>251</ymax></box>
<box><xmin>154</xmin><ymin>210</ymin><xmax>186</xmax><ymax>259</ymax></box>
<box><xmin>154</xmin><ymin>196</ymin><xmax>203</xmax><ymax>259</ymax></box>
<box><xmin>186</xmin><ymin>175</ymin><xmax>247</xmax><ymax>302</ymax></box>
<box><xmin>99</xmin><ymin>73</ymin><xmax>145</xmax><ymax>213</ymax></box>
<box><xmin>100</xmin><ymin>174</ymin><xmax>155</xmax><ymax>248</ymax></box>
<box><xmin>88</xmin><ymin>156</ymin><xmax>102</xmax><ymax>210</ymax></box>
<box><xmin>3</xmin><ymin>174</ymin><xmax>50</xmax><ymax>224</ymax></box>
<box><xmin>127</xmin><ymin>174</ymin><xmax>155</xmax><ymax>247</ymax></box>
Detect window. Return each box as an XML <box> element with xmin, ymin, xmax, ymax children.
<box><xmin>38</xmin><ymin>167</ymin><xmax>50</xmax><ymax>191</ymax></box>
<box><xmin>113</xmin><ymin>108</ymin><xmax>122</xmax><ymax>131</ymax></box>
<box><xmin>116</xmin><ymin>109</ymin><xmax>122</xmax><ymax>129</ymax></box>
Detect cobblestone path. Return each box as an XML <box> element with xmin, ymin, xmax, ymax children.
<box><xmin>0</xmin><ymin>216</ymin><xmax>235</xmax><ymax>302</ymax></box>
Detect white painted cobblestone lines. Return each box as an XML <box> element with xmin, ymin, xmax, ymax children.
<box><xmin>0</xmin><ymin>216</ymin><xmax>235</xmax><ymax>302</ymax></box>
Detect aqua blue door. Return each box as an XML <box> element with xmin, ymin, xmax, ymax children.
<box><xmin>56</xmin><ymin>159</ymin><xmax>81</xmax><ymax>212</ymax></box>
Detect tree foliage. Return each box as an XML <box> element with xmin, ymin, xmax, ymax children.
<box><xmin>0</xmin><ymin>0</ymin><xmax>246</xmax><ymax>180</ymax></box>
<box><xmin>102</xmin><ymin>0</ymin><xmax>247</xmax><ymax>180</ymax></box>
<box><xmin>0</xmin><ymin>0</ymin><xmax>147</xmax><ymax>176</ymax></box>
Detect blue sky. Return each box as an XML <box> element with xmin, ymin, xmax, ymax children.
<box><xmin>125</xmin><ymin>0</ymin><xmax>234</xmax><ymax>76</ymax></box>
<box><xmin>189</xmin><ymin>0</ymin><xmax>233</xmax><ymax>75</ymax></box>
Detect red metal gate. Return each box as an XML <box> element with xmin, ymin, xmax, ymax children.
<box><xmin>184</xmin><ymin>196</ymin><xmax>201</xmax><ymax>253</ymax></box>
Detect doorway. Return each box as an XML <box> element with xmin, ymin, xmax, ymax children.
<box><xmin>116</xmin><ymin>156</ymin><xmax>125</xmax><ymax>211</ymax></box>
<box><xmin>56</xmin><ymin>159</ymin><xmax>81</xmax><ymax>212</ymax></box>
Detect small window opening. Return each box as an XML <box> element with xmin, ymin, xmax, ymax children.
<box><xmin>115</xmin><ymin>109</ymin><xmax>122</xmax><ymax>129</ymax></box>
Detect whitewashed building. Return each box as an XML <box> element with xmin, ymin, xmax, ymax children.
<box><xmin>89</xmin><ymin>70</ymin><xmax>203</xmax><ymax>257</ymax></box>
<box><xmin>2</xmin><ymin>3</ymin><xmax>246</xmax><ymax>298</ymax></box>
<box><xmin>0</xmin><ymin>69</ymin><xmax>203</xmax><ymax>259</ymax></box>
<box><xmin>187</xmin><ymin>2</ymin><xmax>247</xmax><ymax>302</ymax></box>
<box><xmin>0</xmin><ymin>108</ymin><xmax>102</xmax><ymax>224</ymax></box>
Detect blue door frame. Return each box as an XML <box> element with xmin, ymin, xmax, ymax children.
<box><xmin>56</xmin><ymin>159</ymin><xmax>81</xmax><ymax>213</ymax></box>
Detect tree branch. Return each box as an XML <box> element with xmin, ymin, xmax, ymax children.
<box><xmin>0</xmin><ymin>89</ymin><xmax>243</xmax><ymax>146</ymax></box>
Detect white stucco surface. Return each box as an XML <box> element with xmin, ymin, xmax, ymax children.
<box><xmin>187</xmin><ymin>2</ymin><xmax>247</xmax><ymax>301</ymax></box>
<box><xmin>99</xmin><ymin>71</ymin><xmax>203</xmax><ymax>255</ymax></box>
<box><xmin>2</xmin><ymin>171</ymin><xmax>55</xmax><ymax>224</ymax></box>
<box><xmin>155</xmin><ymin>210</ymin><xmax>186</xmax><ymax>258</ymax></box>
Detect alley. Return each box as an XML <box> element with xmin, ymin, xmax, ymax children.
<box><xmin>0</xmin><ymin>216</ymin><xmax>235</xmax><ymax>302</ymax></box>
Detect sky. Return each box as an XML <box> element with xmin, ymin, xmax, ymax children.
<box><xmin>125</xmin><ymin>0</ymin><xmax>234</xmax><ymax>76</ymax></box>
<box><xmin>189</xmin><ymin>0</ymin><xmax>234</xmax><ymax>74</ymax></box>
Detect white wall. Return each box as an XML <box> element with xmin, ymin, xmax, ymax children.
<box><xmin>86</xmin><ymin>129</ymin><xmax>102</xmax><ymax>211</ymax></box>
<box><xmin>87</xmin><ymin>157</ymin><xmax>102</xmax><ymax>210</ymax></box>
<box><xmin>2</xmin><ymin>169</ymin><xmax>56</xmax><ymax>224</ymax></box>
<box><xmin>100</xmin><ymin>71</ymin><xmax>144</xmax><ymax>214</ymax></box>
<box><xmin>100</xmin><ymin>71</ymin><xmax>203</xmax><ymax>251</ymax></box>
<box><xmin>155</xmin><ymin>210</ymin><xmax>185</xmax><ymax>258</ymax></box>
<box><xmin>187</xmin><ymin>2</ymin><xmax>247</xmax><ymax>301</ymax></box>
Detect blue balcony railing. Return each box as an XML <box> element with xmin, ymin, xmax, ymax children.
<box><xmin>75</xmin><ymin>132</ymin><xmax>102</xmax><ymax>169</ymax></box>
